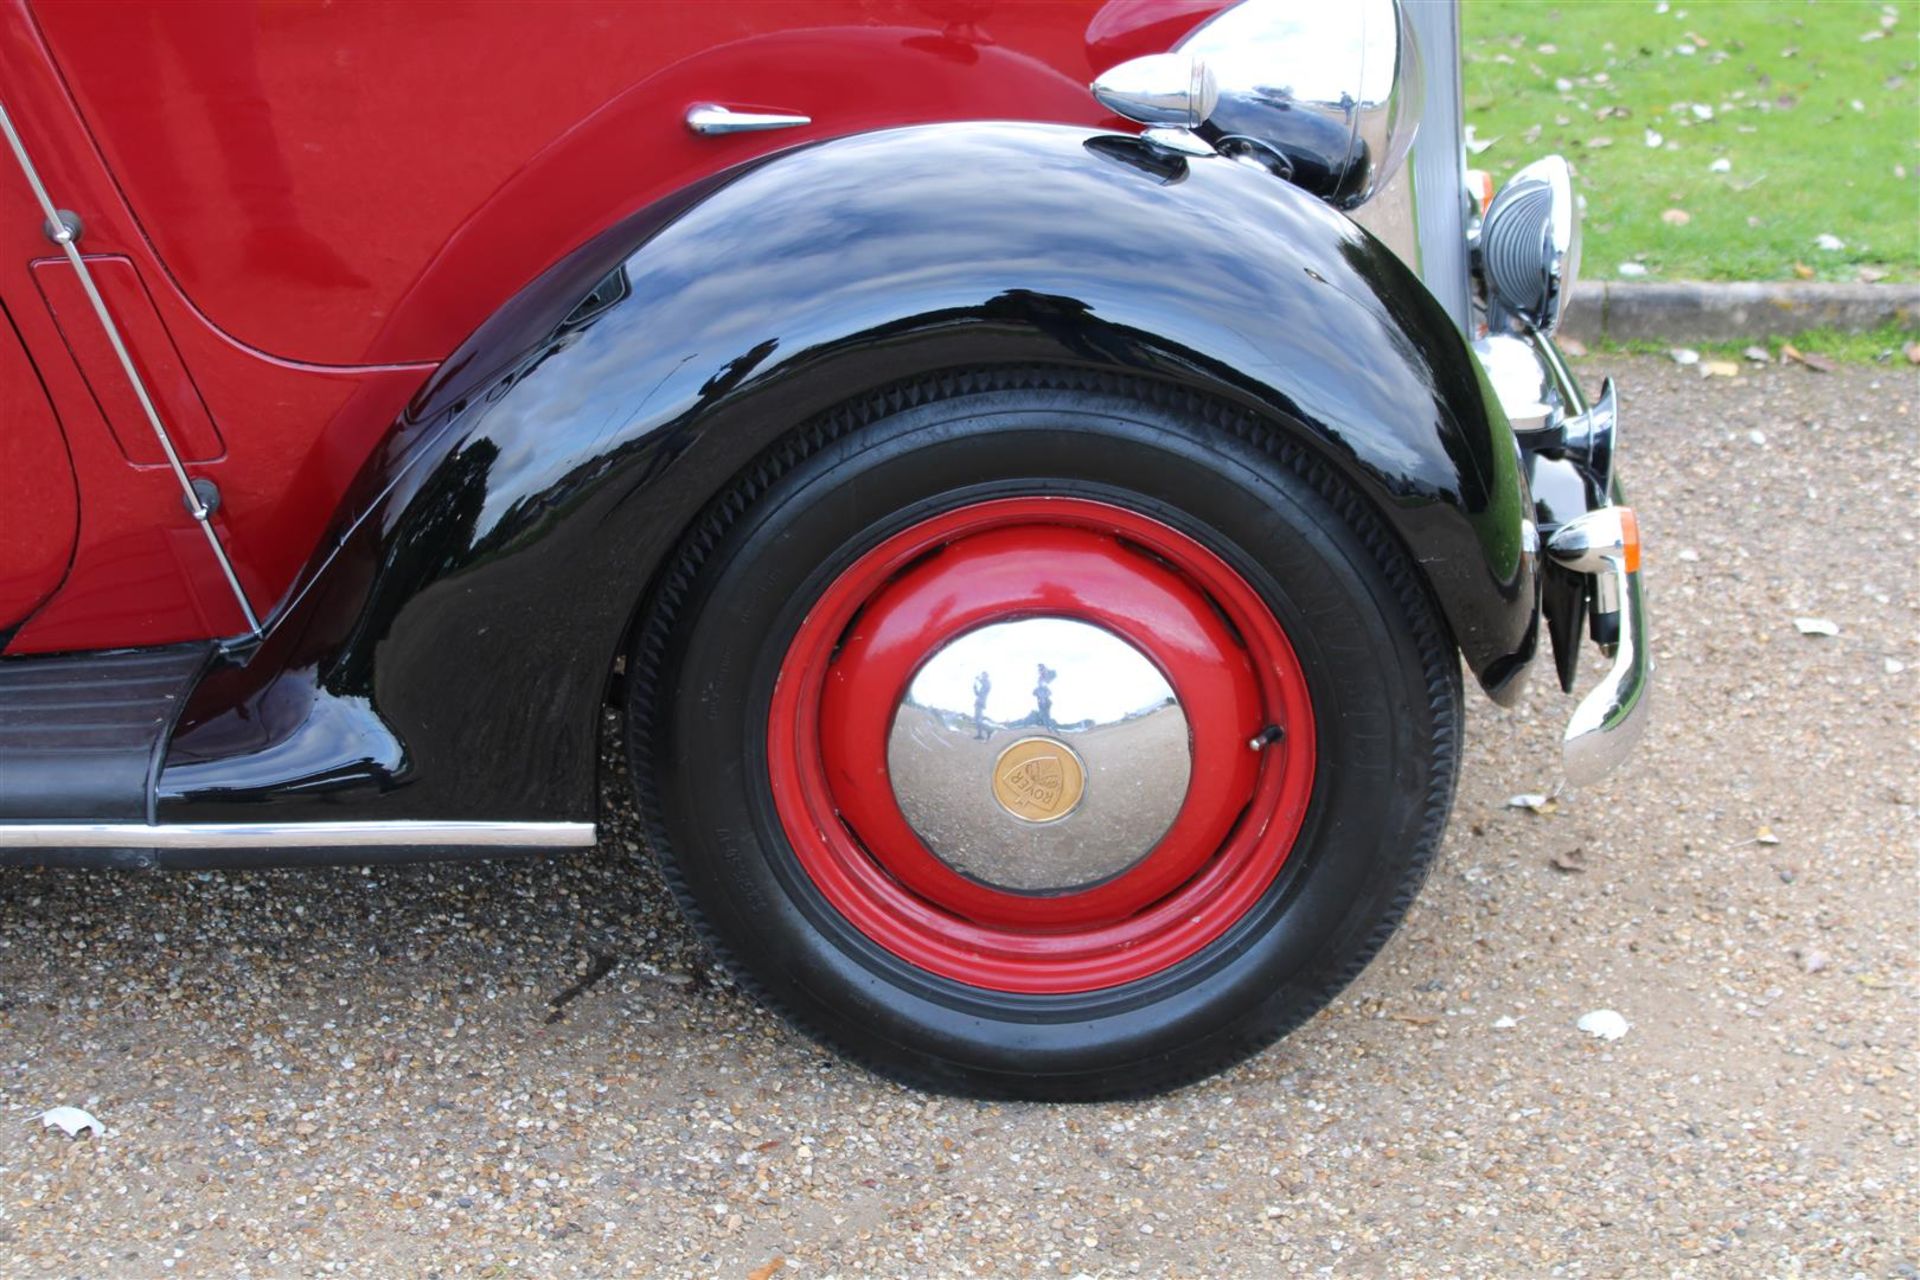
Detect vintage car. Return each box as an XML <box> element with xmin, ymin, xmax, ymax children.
<box><xmin>0</xmin><ymin>0</ymin><xmax>1646</xmax><ymax>1097</ymax></box>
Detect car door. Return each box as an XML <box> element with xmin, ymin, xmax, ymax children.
<box><xmin>0</xmin><ymin>300</ymin><xmax>78</xmax><ymax>637</ymax></box>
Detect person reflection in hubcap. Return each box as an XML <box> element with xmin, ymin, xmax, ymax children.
<box><xmin>1034</xmin><ymin>662</ymin><xmax>1057</xmax><ymax>731</ymax></box>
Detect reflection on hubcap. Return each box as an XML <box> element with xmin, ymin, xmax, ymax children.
<box><xmin>886</xmin><ymin>618</ymin><xmax>1190</xmax><ymax>894</ymax></box>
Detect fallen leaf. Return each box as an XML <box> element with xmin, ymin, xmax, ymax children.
<box><xmin>1791</xmin><ymin>262</ymin><xmax>1816</xmax><ymax>279</ymax></box>
<box><xmin>1668</xmin><ymin>347</ymin><xmax>1701</xmax><ymax>365</ymax></box>
<box><xmin>1742</xmin><ymin>345</ymin><xmax>1771</xmax><ymax>363</ymax></box>
<box><xmin>1391</xmin><ymin>1014</ymin><xmax>1439</xmax><ymax>1027</ymax></box>
<box><xmin>1549</xmin><ymin>848</ymin><xmax>1588</xmax><ymax>874</ymax></box>
<box><xmin>1585</xmin><ymin>136</ymin><xmax>1615</xmax><ymax>149</ymax></box>
<box><xmin>1756</xmin><ymin>825</ymin><xmax>1782</xmax><ymax>845</ymax></box>
<box><xmin>1857</xmin><ymin>266</ymin><xmax>1889</xmax><ymax>282</ymax></box>
<box><xmin>1905</xmin><ymin>342</ymin><xmax>1920</xmax><ymax>366</ymax></box>
<box><xmin>1792</xmin><ymin>617</ymin><xmax>1839</xmax><ymax>636</ymax></box>
<box><xmin>1700</xmin><ymin>360</ymin><xmax>1740</xmax><ymax>378</ymax></box>
<box><xmin>38</xmin><ymin>1106</ymin><xmax>102</xmax><ymax>1138</ymax></box>
<box><xmin>1576</xmin><ymin>1009</ymin><xmax>1630</xmax><ymax>1041</ymax></box>
<box><xmin>1660</xmin><ymin>208</ymin><xmax>1692</xmax><ymax>226</ymax></box>
<box><xmin>1507</xmin><ymin>792</ymin><xmax>1559</xmax><ymax>815</ymax></box>
<box><xmin>747</xmin><ymin>1259</ymin><xmax>787</xmax><ymax>1280</ymax></box>
<box><xmin>1782</xmin><ymin>344</ymin><xmax>1835</xmax><ymax>372</ymax></box>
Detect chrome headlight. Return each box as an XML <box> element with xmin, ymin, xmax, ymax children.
<box><xmin>1091</xmin><ymin>0</ymin><xmax>1422</xmax><ymax>210</ymax></box>
<box><xmin>1478</xmin><ymin>155</ymin><xmax>1581</xmax><ymax>335</ymax></box>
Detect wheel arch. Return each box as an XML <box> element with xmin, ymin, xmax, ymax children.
<box><xmin>161</xmin><ymin>123</ymin><xmax>1533</xmax><ymax>830</ymax></box>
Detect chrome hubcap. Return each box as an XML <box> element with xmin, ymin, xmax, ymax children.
<box><xmin>885</xmin><ymin>618</ymin><xmax>1191</xmax><ymax>894</ymax></box>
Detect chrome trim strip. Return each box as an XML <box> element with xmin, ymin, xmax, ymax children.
<box><xmin>0</xmin><ymin>97</ymin><xmax>261</xmax><ymax>635</ymax></box>
<box><xmin>685</xmin><ymin>104</ymin><xmax>811</xmax><ymax>136</ymax></box>
<box><xmin>0</xmin><ymin>821</ymin><xmax>597</xmax><ymax>850</ymax></box>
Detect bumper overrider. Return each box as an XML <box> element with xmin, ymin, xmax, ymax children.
<box><xmin>1551</xmin><ymin>500</ymin><xmax>1648</xmax><ymax>784</ymax></box>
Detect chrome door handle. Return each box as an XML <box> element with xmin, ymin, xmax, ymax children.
<box><xmin>685</xmin><ymin>104</ymin><xmax>811</xmax><ymax>136</ymax></box>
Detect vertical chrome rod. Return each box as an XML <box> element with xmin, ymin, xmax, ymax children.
<box><xmin>0</xmin><ymin>96</ymin><xmax>261</xmax><ymax>635</ymax></box>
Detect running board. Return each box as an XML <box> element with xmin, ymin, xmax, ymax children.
<box><xmin>0</xmin><ymin>643</ymin><xmax>211</xmax><ymax>821</ymax></box>
<box><xmin>0</xmin><ymin>644</ymin><xmax>600</xmax><ymax>864</ymax></box>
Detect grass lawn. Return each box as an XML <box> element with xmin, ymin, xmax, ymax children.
<box><xmin>1462</xmin><ymin>0</ymin><xmax>1920</xmax><ymax>284</ymax></box>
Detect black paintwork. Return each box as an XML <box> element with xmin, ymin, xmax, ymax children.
<box><xmin>0</xmin><ymin>643</ymin><xmax>209</xmax><ymax>821</ymax></box>
<box><xmin>158</xmin><ymin>123</ymin><xmax>1537</xmax><ymax>830</ymax></box>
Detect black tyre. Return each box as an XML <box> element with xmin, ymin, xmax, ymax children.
<box><xmin>627</xmin><ymin>369</ymin><xmax>1460</xmax><ymax>1099</ymax></box>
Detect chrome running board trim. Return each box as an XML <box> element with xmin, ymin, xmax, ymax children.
<box><xmin>0</xmin><ymin>821</ymin><xmax>596</xmax><ymax>850</ymax></box>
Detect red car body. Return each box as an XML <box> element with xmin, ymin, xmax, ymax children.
<box><xmin>1</xmin><ymin>1</ymin><xmax>1648</xmax><ymax>1096</ymax></box>
<box><xmin>1</xmin><ymin>0</ymin><xmax>1228</xmax><ymax>653</ymax></box>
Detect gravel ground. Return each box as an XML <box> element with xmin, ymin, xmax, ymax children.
<box><xmin>1</xmin><ymin>354</ymin><xmax>1914</xmax><ymax>1278</ymax></box>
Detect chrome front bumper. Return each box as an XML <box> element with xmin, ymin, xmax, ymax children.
<box><xmin>1475</xmin><ymin>331</ymin><xmax>1651</xmax><ymax>785</ymax></box>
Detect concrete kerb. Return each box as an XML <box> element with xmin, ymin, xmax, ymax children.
<box><xmin>1558</xmin><ymin>281</ymin><xmax>1920</xmax><ymax>345</ymax></box>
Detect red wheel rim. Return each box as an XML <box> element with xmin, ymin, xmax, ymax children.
<box><xmin>767</xmin><ymin>497</ymin><xmax>1316</xmax><ymax>993</ymax></box>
